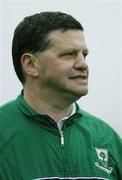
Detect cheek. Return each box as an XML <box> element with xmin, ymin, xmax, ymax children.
<box><xmin>39</xmin><ymin>63</ymin><xmax>62</xmax><ymax>81</ymax></box>
<box><xmin>40</xmin><ymin>57</ymin><xmax>73</xmax><ymax>79</ymax></box>
<box><xmin>46</xmin><ymin>62</ymin><xmax>67</xmax><ymax>75</ymax></box>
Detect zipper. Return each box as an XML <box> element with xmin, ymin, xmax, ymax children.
<box><xmin>59</xmin><ymin>130</ymin><xmax>64</xmax><ymax>147</ymax></box>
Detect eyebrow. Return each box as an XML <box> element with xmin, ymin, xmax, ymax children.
<box><xmin>58</xmin><ymin>48</ymin><xmax>89</xmax><ymax>56</ymax></box>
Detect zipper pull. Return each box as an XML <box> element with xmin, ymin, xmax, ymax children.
<box><xmin>59</xmin><ymin>130</ymin><xmax>64</xmax><ymax>147</ymax></box>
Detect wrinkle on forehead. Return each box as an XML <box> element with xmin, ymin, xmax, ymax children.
<box><xmin>48</xmin><ymin>29</ymin><xmax>88</xmax><ymax>52</ymax></box>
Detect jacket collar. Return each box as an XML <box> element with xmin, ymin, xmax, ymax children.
<box><xmin>16</xmin><ymin>90</ymin><xmax>83</xmax><ymax>128</ymax></box>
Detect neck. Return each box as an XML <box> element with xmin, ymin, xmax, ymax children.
<box><xmin>23</xmin><ymin>85</ymin><xmax>74</xmax><ymax>123</ymax></box>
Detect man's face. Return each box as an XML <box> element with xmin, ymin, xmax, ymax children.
<box><xmin>36</xmin><ymin>30</ymin><xmax>89</xmax><ymax>99</ymax></box>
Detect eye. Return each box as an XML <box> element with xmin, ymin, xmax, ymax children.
<box><xmin>61</xmin><ymin>51</ymin><xmax>77</xmax><ymax>58</ymax></box>
<box><xmin>65</xmin><ymin>52</ymin><xmax>76</xmax><ymax>56</ymax></box>
<box><xmin>83</xmin><ymin>51</ymin><xmax>88</xmax><ymax>58</ymax></box>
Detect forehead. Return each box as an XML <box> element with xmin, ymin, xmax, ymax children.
<box><xmin>48</xmin><ymin>30</ymin><xmax>88</xmax><ymax>51</ymax></box>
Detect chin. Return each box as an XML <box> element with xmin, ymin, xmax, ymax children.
<box><xmin>69</xmin><ymin>88</ymin><xmax>88</xmax><ymax>101</ymax></box>
<box><xmin>77</xmin><ymin>89</ymin><xmax>88</xmax><ymax>97</ymax></box>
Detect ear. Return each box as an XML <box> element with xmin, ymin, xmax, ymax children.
<box><xmin>21</xmin><ymin>53</ymin><xmax>39</xmax><ymax>77</ymax></box>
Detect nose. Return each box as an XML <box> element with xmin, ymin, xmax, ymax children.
<box><xmin>74</xmin><ymin>54</ymin><xmax>88</xmax><ymax>71</ymax></box>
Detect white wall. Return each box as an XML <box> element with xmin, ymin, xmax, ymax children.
<box><xmin>0</xmin><ymin>0</ymin><xmax>122</xmax><ymax>137</ymax></box>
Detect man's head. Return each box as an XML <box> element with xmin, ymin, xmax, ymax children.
<box><xmin>12</xmin><ymin>11</ymin><xmax>89</xmax><ymax>101</ymax></box>
<box><xmin>12</xmin><ymin>11</ymin><xmax>83</xmax><ymax>84</ymax></box>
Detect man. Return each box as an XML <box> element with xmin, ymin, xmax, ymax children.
<box><xmin>0</xmin><ymin>11</ymin><xmax>122</xmax><ymax>180</ymax></box>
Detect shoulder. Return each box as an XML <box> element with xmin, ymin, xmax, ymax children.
<box><xmin>76</xmin><ymin>105</ymin><xmax>122</xmax><ymax>145</ymax></box>
<box><xmin>0</xmin><ymin>99</ymin><xmax>20</xmax><ymax>128</ymax></box>
<box><xmin>77</xmin><ymin>105</ymin><xmax>111</xmax><ymax>130</ymax></box>
<box><xmin>0</xmin><ymin>99</ymin><xmax>17</xmax><ymax>117</ymax></box>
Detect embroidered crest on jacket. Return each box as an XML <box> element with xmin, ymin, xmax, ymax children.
<box><xmin>95</xmin><ymin>148</ymin><xmax>113</xmax><ymax>174</ymax></box>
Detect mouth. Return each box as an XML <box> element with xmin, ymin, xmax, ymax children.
<box><xmin>69</xmin><ymin>75</ymin><xmax>88</xmax><ymax>80</ymax></box>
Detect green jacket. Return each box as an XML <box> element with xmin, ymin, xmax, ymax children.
<box><xmin>0</xmin><ymin>92</ymin><xmax>122</xmax><ymax>180</ymax></box>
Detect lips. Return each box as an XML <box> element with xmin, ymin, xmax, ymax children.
<box><xmin>69</xmin><ymin>74</ymin><xmax>88</xmax><ymax>80</ymax></box>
